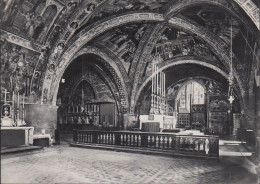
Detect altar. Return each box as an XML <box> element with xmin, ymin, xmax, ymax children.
<box><xmin>1</xmin><ymin>127</ymin><xmax>34</xmax><ymax>148</ymax></box>
<box><xmin>139</xmin><ymin>114</ymin><xmax>176</xmax><ymax>131</ymax></box>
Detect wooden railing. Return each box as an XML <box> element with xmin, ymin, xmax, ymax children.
<box><xmin>73</xmin><ymin>130</ymin><xmax>219</xmax><ymax>158</ymax></box>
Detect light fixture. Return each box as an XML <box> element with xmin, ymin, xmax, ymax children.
<box><xmin>61</xmin><ymin>78</ymin><xmax>65</xmax><ymax>83</ymax></box>
<box><xmin>228</xmin><ymin>19</ymin><xmax>234</xmax><ymax>104</ymax></box>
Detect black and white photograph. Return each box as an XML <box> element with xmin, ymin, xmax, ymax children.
<box><xmin>1</xmin><ymin>0</ymin><xmax>260</xmax><ymax>183</ymax></box>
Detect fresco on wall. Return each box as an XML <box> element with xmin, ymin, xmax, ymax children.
<box><xmin>57</xmin><ymin>63</ymin><xmax>115</xmax><ymax>107</ymax></box>
<box><xmin>0</xmin><ymin>38</ymin><xmax>40</xmax><ymax>97</ymax></box>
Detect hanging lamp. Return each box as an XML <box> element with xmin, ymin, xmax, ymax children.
<box><xmin>228</xmin><ymin>19</ymin><xmax>235</xmax><ymax>104</ymax></box>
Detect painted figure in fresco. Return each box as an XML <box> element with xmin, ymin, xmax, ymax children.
<box><xmin>70</xmin><ymin>22</ymin><xmax>78</xmax><ymax>30</ymax></box>
<box><xmin>67</xmin><ymin>1</ymin><xmax>77</xmax><ymax>14</ymax></box>
<box><xmin>112</xmin><ymin>34</ymin><xmax>128</xmax><ymax>45</ymax></box>
<box><xmin>118</xmin><ymin>40</ymin><xmax>135</xmax><ymax>58</ymax></box>
<box><xmin>86</xmin><ymin>3</ymin><xmax>96</xmax><ymax>13</ymax></box>
<box><xmin>134</xmin><ymin>26</ymin><xmax>145</xmax><ymax>40</ymax></box>
<box><xmin>25</xmin><ymin>12</ymin><xmax>35</xmax><ymax>35</ymax></box>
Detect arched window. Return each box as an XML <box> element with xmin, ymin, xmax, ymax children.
<box><xmin>176</xmin><ymin>81</ymin><xmax>205</xmax><ymax>112</ymax></box>
<box><xmin>72</xmin><ymin>80</ymin><xmax>95</xmax><ymax>105</ymax></box>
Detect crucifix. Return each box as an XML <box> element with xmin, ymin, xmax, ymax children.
<box><xmin>3</xmin><ymin>89</ymin><xmax>10</xmax><ymax>104</ymax></box>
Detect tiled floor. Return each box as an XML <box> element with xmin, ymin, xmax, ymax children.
<box><xmin>1</xmin><ymin>144</ymin><xmax>257</xmax><ymax>184</ymax></box>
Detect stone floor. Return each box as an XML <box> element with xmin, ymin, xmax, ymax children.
<box><xmin>1</xmin><ymin>143</ymin><xmax>258</xmax><ymax>184</ymax></box>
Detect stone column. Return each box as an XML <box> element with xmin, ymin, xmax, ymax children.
<box><xmin>118</xmin><ymin>113</ymin><xmax>130</xmax><ymax>130</ymax></box>
<box><xmin>255</xmin><ymin>78</ymin><xmax>260</xmax><ymax>183</ymax></box>
<box><xmin>123</xmin><ymin>113</ymin><xmax>129</xmax><ymax>130</ymax></box>
<box><xmin>24</xmin><ymin>103</ymin><xmax>58</xmax><ymax>140</ymax></box>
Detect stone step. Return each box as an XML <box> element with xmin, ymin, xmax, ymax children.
<box><xmin>1</xmin><ymin>146</ymin><xmax>43</xmax><ymax>155</ymax></box>
<box><xmin>70</xmin><ymin>142</ymin><xmax>218</xmax><ymax>160</ymax></box>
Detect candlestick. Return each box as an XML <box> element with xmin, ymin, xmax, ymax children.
<box><xmin>22</xmin><ymin>93</ymin><xmax>26</xmax><ymax>125</ymax></box>
<box><xmin>160</xmin><ymin>71</ymin><xmax>162</xmax><ymax>97</ymax></box>
<box><xmin>17</xmin><ymin>92</ymin><xmax>19</xmax><ymax>108</ymax></box>
<box><xmin>4</xmin><ymin>89</ymin><xmax>7</xmax><ymax>104</ymax></box>
<box><xmin>23</xmin><ymin>93</ymin><xmax>25</xmax><ymax>108</ymax></box>
<box><xmin>12</xmin><ymin>91</ymin><xmax>15</xmax><ymax>125</ymax></box>
<box><xmin>152</xmin><ymin>63</ymin><xmax>154</xmax><ymax>95</ymax></box>
<box><xmin>164</xmin><ymin>73</ymin><xmax>166</xmax><ymax>114</ymax></box>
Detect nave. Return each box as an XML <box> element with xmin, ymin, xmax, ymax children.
<box><xmin>1</xmin><ymin>0</ymin><xmax>260</xmax><ymax>183</ymax></box>
<box><xmin>1</xmin><ymin>142</ymin><xmax>257</xmax><ymax>184</ymax></box>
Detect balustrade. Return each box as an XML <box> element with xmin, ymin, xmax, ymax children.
<box><xmin>73</xmin><ymin>130</ymin><xmax>219</xmax><ymax>158</ymax></box>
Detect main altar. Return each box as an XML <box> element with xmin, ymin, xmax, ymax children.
<box><xmin>139</xmin><ymin>58</ymin><xmax>177</xmax><ymax>132</ymax></box>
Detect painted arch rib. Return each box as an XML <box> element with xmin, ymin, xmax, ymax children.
<box><xmin>168</xmin><ymin>16</ymin><xmax>245</xmax><ymax>97</ymax></box>
<box><xmin>133</xmin><ymin>60</ymin><xmax>245</xmax><ymax>113</ymax></box>
<box><xmin>50</xmin><ymin>46</ymin><xmax>129</xmax><ymax>113</ymax></box>
<box><xmin>165</xmin><ymin>0</ymin><xmax>259</xmax><ymax>31</ymax></box>
<box><xmin>233</xmin><ymin>0</ymin><xmax>260</xmax><ymax>30</ymax></box>
<box><xmin>41</xmin><ymin>12</ymin><xmax>164</xmax><ymax>105</ymax></box>
<box><xmin>129</xmin><ymin>23</ymin><xmax>166</xmax><ymax>113</ymax></box>
<box><xmin>130</xmin><ymin>16</ymin><xmax>245</xmax><ymax>113</ymax></box>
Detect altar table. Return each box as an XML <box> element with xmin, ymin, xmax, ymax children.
<box><xmin>1</xmin><ymin>127</ymin><xmax>34</xmax><ymax>148</ymax></box>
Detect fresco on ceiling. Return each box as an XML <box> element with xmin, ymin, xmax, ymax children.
<box><xmin>181</xmin><ymin>5</ymin><xmax>257</xmax><ymax>88</ymax></box>
<box><xmin>1</xmin><ymin>0</ymin><xmax>59</xmax><ymax>43</ymax></box>
<box><xmin>88</xmin><ymin>0</ymin><xmax>170</xmax><ymax>25</ymax></box>
<box><xmin>181</xmin><ymin>5</ymin><xmax>241</xmax><ymax>44</ymax></box>
<box><xmin>96</xmin><ymin>23</ymin><xmax>147</xmax><ymax>72</ymax></box>
<box><xmin>156</xmin><ymin>27</ymin><xmax>217</xmax><ymax>60</ymax></box>
<box><xmin>144</xmin><ymin>27</ymin><xmax>223</xmax><ymax>77</ymax></box>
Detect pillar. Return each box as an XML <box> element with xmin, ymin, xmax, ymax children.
<box><xmin>24</xmin><ymin>104</ymin><xmax>58</xmax><ymax>139</ymax></box>
<box><xmin>255</xmin><ymin>78</ymin><xmax>260</xmax><ymax>183</ymax></box>
<box><xmin>123</xmin><ymin>113</ymin><xmax>129</xmax><ymax>130</ymax></box>
<box><xmin>247</xmin><ymin>90</ymin><xmax>256</xmax><ymax>130</ymax></box>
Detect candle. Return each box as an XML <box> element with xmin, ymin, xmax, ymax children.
<box><xmin>160</xmin><ymin>71</ymin><xmax>162</xmax><ymax>97</ymax></box>
<box><xmin>12</xmin><ymin>91</ymin><xmax>14</xmax><ymax>120</ymax></box>
<box><xmin>17</xmin><ymin>92</ymin><xmax>19</xmax><ymax>108</ymax></box>
<box><xmin>156</xmin><ymin>65</ymin><xmax>159</xmax><ymax>96</ymax></box>
<box><xmin>4</xmin><ymin>89</ymin><xmax>7</xmax><ymax>103</ymax></box>
<box><xmin>164</xmin><ymin>73</ymin><xmax>166</xmax><ymax>111</ymax></box>
<box><xmin>23</xmin><ymin>93</ymin><xmax>25</xmax><ymax>108</ymax></box>
<box><xmin>162</xmin><ymin>72</ymin><xmax>164</xmax><ymax>98</ymax></box>
<box><xmin>152</xmin><ymin>63</ymin><xmax>154</xmax><ymax>95</ymax></box>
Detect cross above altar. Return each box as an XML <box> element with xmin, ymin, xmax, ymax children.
<box><xmin>2</xmin><ymin>89</ymin><xmax>10</xmax><ymax>104</ymax></box>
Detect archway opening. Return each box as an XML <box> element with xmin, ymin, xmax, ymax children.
<box><xmin>56</xmin><ymin>54</ymin><xmax>120</xmax><ymax>133</ymax></box>
<box><xmin>175</xmin><ymin>80</ymin><xmax>205</xmax><ymax>129</ymax></box>
<box><xmin>136</xmin><ymin>63</ymin><xmax>241</xmax><ymax>137</ymax></box>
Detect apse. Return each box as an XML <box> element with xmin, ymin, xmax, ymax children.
<box><xmin>56</xmin><ymin>54</ymin><xmax>119</xmax><ymax>131</ymax></box>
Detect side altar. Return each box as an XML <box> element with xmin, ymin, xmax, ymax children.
<box><xmin>1</xmin><ymin>89</ymin><xmax>34</xmax><ymax>148</ymax></box>
<box><xmin>1</xmin><ymin>127</ymin><xmax>34</xmax><ymax>147</ymax></box>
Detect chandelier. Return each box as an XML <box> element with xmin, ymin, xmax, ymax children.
<box><xmin>228</xmin><ymin>20</ymin><xmax>234</xmax><ymax>104</ymax></box>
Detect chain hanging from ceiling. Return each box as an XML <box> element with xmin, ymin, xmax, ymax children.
<box><xmin>228</xmin><ymin>19</ymin><xmax>235</xmax><ymax>105</ymax></box>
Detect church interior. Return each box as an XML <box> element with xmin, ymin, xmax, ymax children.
<box><xmin>1</xmin><ymin>0</ymin><xmax>260</xmax><ymax>183</ymax></box>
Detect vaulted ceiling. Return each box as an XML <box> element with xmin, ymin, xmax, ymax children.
<box><xmin>0</xmin><ymin>0</ymin><xmax>259</xmax><ymax>113</ymax></box>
